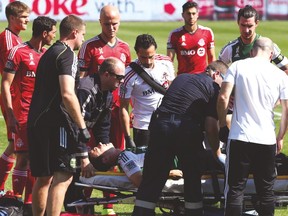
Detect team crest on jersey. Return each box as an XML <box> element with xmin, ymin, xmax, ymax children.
<box><xmin>162</xmin><ymin>72</ymin><xmax>169</xmax><ymax>89</ymax></box>
<box><xmin>99</xmin><ymin>47</ymin><xmax>104</xmax><ymax>54</ymax></box>
<box><xmin>198</xmin><ymin>39</ymin><xmax>205</xmax><ymax>47</ymax></box>
<box><xmin>16</xmin><ymin>138</ymin><xmax>24</xmax><ymax>148</ymax></box>
<box><xmin>29</xmin><ymin>53</ymin><xmax>35</xmax><ymax>65</ymax></box>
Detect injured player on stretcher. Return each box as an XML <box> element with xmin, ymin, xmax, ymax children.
<box><xmin>84</xmin><ymin>142</ymin><xmax>183</xmax><ymax>187</ymax></box>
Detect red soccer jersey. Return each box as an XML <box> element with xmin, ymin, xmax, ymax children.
<box><xmin>78</xmin><ymin>35</ymin><xmax>131</xmax><ymax>75</ymax></box>
<box><xmin>78</xmin><ymin>35</ymin><xmax>131</xmax><ymax>106</ymax></box>
<box><xmin>4</xmin><ymin>42</ymin><xmax>46</xmax><ymax>124</ymax></box>
<box><xmin>0</xmin><ymin>28</ymin><xmax>22</xmax><ymax>75</ymax></box>
<box><xmin>167</xmin><ymin>25</ymin><xmax>215</xmax><ymax>75</ymax></box>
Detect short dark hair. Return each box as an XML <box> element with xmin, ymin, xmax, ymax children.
<box><xmin>60</xmin><ymin>15</ymin><xmax>85</xmax><ymax>38</ymax></box>
<box><xmin>5</xmin><ymin>1</ymin><xmax>30</xmax><ymax>20</ymax></box>
<box><xmin>134</xmin><ymin>34</ymin><xmax>157</xmax><ymax>53</ymax></box>
<box><xmin>182</xmin><ymin>1</ymin><xmax>198</xmax><ymax>13</ymax></box>
<box><xmin>89</xmin><ymin>148</ymin><xmax>115</xmax><ymax>171</ymax></box>
<box><xmin>205</xmin><ymin>60</ymin><xmax>228</xmax><ymax>77</ymax></box>
<box><xmin>32</xmin><ymin>16</ymin><xmax>57</xmax><ymax>37</ymax></box>
<box><xmin>98</xmin><ymin>57</ymin><xmax>121</xmax><ymax>75</ymax></box>
<box><xmin>237</xmin><ymin>5</ymin><xmax>259</xmax><ymax>23</ymax></box>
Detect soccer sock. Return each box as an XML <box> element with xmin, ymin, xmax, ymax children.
<box><xmin>0</xmin><ymin>153</ymin><xmax>16</xmax><ymax>190</ymax></box>
<box><xmin>103</xmin><ymin>191</ymin><xmax>114</xmax><ymax>209</ymax></box>
<box><xmin>24</xmin><ymin>169</ymin><xmax>35</xmax><ymax>204</ymax></box>
<box><xmin>12</xmin><ymin>169</ymin><xmax>27</xmax><ymax>197</ymax></box>
<box><xmin>83</xmin><ymin>187</ymin><xmax>93</xmax><ymax>198</ymax></box>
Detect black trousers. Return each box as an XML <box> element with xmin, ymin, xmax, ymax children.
<box><xmin>225</xmin><ymin>140</ymin><xmax>276</xmax><ymax>216</ymax></box>
<box><xmin>133</xmin><ymin>128</ymin><xmax>150</xmax><ymax>147</ymax></box>
<box><xmin>132</xmin><ymin>112</ymin><xmax>205</xmax><ymax>216</ymax></box>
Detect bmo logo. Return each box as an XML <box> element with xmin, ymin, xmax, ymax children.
<box><xmin>31</xmin><ymin>0</ymin><xmax>88</xmax><ymax>15</ymax></box>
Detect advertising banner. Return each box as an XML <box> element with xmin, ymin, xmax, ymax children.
<box><xmin>267</xmin><ymin>0</ymin><xmax>288</xmax><ymax>19</ymax></box>
<box><xmin>214</xmin><ymin>0</ymin><xmax>235</xmax><ymax>20</ymax></box>
<box><xmin>235</xmin><ymin>0</ymin><xmax>265</xmax><ymax>19</ymax></box>
<box><xmin>0</xmin><ymin>0</ymin><xmax>215</xmax><ymax>21</ymax></box>
<box><xmin>0</xmin><ymin>0</ymin><xmax>286</xmax><ymax>21</ymax></box>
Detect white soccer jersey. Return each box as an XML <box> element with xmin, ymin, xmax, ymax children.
<box><xmin>219</xmin><ymin>34</ymin><xmax>288</xmax><ymax>68</ymax></box>
<box><xmin>118</xmin><ymin>150</ymin><xmax>145</xmax><ymax>178</ymax></box>
<box><xmin>225</xmin><ymin>57</ymin><xmax>288</xmax><ymax>144</ymax></box>
<box><xmin>119</xmin><ymin>54</ymin><xmax>175</xmax><ymax>130</ymax></box>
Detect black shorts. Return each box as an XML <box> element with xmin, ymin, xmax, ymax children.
<box><xmin>28</xmin><ymin>124</ymin><xmax>79</xmax><ymax>177</ymax></box>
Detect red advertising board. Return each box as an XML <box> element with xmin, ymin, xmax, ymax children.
<box><xmin>235</xmin><ymin>0</ymin><xmax>265</xmax><ymax>19</ymax></box>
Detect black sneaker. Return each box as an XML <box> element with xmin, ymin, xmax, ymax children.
<box><xmin>23</xmin><ymin>203</ymin><xmax>33</xmax><ymax>216</ymax></box>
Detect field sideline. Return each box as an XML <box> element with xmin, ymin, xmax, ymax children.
<box><xmin>0</xmin><ymin>20</ymin><xmax>288</xmax><ymax>215</ymax></box>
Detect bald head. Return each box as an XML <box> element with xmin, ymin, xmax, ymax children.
<box><xmin>98</xmin><ymin>57</ymin><xmax>125</xmax><ymax>76</ymax></box>
<box><xmin>99</xmin><ymin>5</ymin><xmax>120</xmax><ymax>42</ymax></box>
<box><xmin>251</xmin><ymin>37</ymin><xmax>274</xmax><ymax>59</ymax></box>
<box><xmin>100</xmin><ymin>5</ymin><xmax>120</xmax><ymax>20</ymax></box>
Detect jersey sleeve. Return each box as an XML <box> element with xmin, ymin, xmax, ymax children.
<box><xmin>224</xmin><ymin>62</ymin><xmax>237</xmax><ymax>85</ymax></box>
<box><xmin>123</xmin><ymin>44</ymin><xmax>132</xmax><ymax>67</ymax></box>
<box><xmin>218</xmin><ymin>44</ymin><xmax>232</xmax><ymax>65</ymax></box>
<box><xmin>118</xmin><ymin>151</ymin><xmax>141</xmax><ymax>178</ymax></box>
<box><xmin>167</xmin><ymin>30</ymin><xmax>177</xmax><ymax>50</ymax></box>
<box><xmin>57</xmin><ymin>49</ymin><xmax>78</xmax><ymax>78</ymax></box>
<box><xmin>272</xmin><ymin>43</ymin><xmax>288</xmax><ymax>69</ymax></box>
<box><xmin>279</xmin><ymin>71</ymin><xmax>288</xmax><ymax>100</ymax></box>
<box><xmin>207</xmin><ymin>28</ymin><xmax>215</xmax><ymax>49</ymax></box>
<box><xmin>4</xmin><ymin>45</ymin><xmax>22</xmax><ymax>74</ymax></box>
<box><xmin>119</xmin><ymin>66</ymin><xmax>136</xmax><ymax>99</ymax></box>
<box><xmin>78</xmin><ymin>42</ymin><xmax>91</xmax><ymax>73</ymax></box>
<box><xmin>165</xmin><ymin>59</ymin><xmax>176</xmax><ymax>81</ymax></box>
<box><xmin>206</xmin><ymin>83</ymin><xmax>219</xmax><ymax>119</ymax></box>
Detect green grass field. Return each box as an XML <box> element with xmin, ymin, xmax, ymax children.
<box><xmin>1</xmin><ymin>20</ymin><xmax>288</xmax><ymax>215</ymax></box>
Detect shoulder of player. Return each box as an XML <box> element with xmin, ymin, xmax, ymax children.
<box><xmin>118</xmin><ymin>150</ymin><xmax>133</xmax><ymax>162</ymax></box>
<box><xmin>0</xmin><ymin>29</ymin><xmax>21</xmax><ymax>50</ymax></box>
<box><xmin>123</xmin><ymin>65</ymin><xmax>137</xmax><ymax>84</ymax></box>
<box><xmin>7</xmin><ymin>42</ymin><xmax>28</xmax><ymax>58</ymax></box>
<box><xmin>82</xmin><ymin>35</ymin><xmax>100</xmax><ymax>45</ymax></box>
<box><xmin>198</xmin><ymin>25</ymin><xmax>214</xmax><ymax>32</ymax></box>
<box><xmin>169</xmin><ymin>26</ymin><xmax>185</xmax><ymax>36</ymax></box>
<box><xmin>79</xmin><ymin>35</ymin><xmax>100</xmax><ymax>52</ymax></box>
<box><xmin>116</xmin><ymin>37</ymin><xmax>130</xmax><ymax>47</ymax></box>
<box><xmin>53</xmin><ymin>42</ymin><xmax>74</xmax><ymax>61</ymax></box>
<box><xmin>220</xmin><ymin>38</ymin><xmax>239</xmax><ymax>53</ymax></box>
<box><xmin>154</xmin><ymin>54</ymin><xmax>172</xmax><ymax>62</ymax></box>
<box><xmin>78</xmin><ymin>74</ymin><xmax>103</xmax><ymax>97</ymax></box>
<box><xmin>1</xmin><ymin>28</ymin><xmax>19</xmax><ymax>39</ymax></box>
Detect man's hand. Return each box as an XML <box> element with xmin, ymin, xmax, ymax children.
<box><xmin>219</xmin><ymin>126</ymin><xmax>229</xmax><ymax>143</ymax></box>
<box><xmin>80</xmin><ymin>157</ymin><xmax>96</xmax><ymax>178</ymax></box>
<box><xmin>7</xmin><ymin>111</ymin><xmax>19</xmax><ymax>134</ymax></box>
<box><xmin>125</xmin><ymin>135</ymin><xmax>136</xmax><ymax>148</ymax></box>
<box><xmin>78</xmin><ymin>128</ymin><xmax>91</xmax><ymax>143</ymax></box>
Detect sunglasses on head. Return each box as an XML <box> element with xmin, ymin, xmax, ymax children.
<box><xmin>108</xmin><ymin>71</ymin><xmax>125</xmax><ymax>81</ymax></box>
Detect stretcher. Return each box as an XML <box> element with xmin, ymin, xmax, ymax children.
<box><xmin>67</xmin><ymin>171</ymin><xmax>288</xmax><ymax>216</ymax></box>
